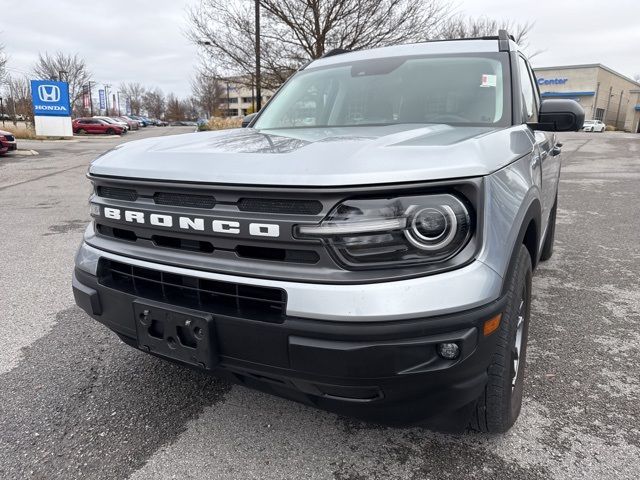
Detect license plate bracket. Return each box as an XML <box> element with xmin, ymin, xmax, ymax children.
<box><xmin>133</xmin><ymin>301</ymin><xmax>217</xmax><ymax>369</ymax></box>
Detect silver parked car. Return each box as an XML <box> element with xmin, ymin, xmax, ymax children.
<box><xmin>73</xmin><ymin>31</ymin><xmax>583</xmax><ymax>433</ymax></box>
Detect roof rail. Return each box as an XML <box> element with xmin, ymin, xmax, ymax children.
<box><xmin>321</xmin><ymin>48</ymin><xmax>350</xmax><ymax>58</ymax></box>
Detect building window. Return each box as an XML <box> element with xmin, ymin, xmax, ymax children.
<box><xmin>241</xmin><ymin>97</ymin><xmax>254</xmax><ymax>103</ymax></box>
<box><xmin>595</xmin><ymin>108</ymin><xmax>605</xmax><ymax>121</ymax></box>
<box><xmin>228</xmin><ymin>98</ymin><xmax>238</xmax><ymax>104</ymax></box>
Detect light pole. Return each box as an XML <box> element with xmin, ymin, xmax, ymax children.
<box><xmin>104</xmin><ymin>84</ymin><xmax>111</xmax><ymax>116</ymax></box>
<box><xmin>0</xmin><ymin>97</ymin><xmax>4</xmax><ymax>126</ymax></box>
<box><xmin>87</xmin><ymin>81</ymin><xmax>93</xmax><ymax>116</ymax></box>
<box><xmin>614</xmin><ymin>90</ymin><xmax>625</xmax><ymax>129</ymax></box>
<box><xmin>255</xmin><ymin>0</ymin><xmax>262</xmax><ymax>111</ymax></box>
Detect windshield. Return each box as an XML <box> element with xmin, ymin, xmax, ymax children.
<box><xmin>254</xmin><ymin>54</ymin><xmax>510</xmax><ymax>130</ymax></box>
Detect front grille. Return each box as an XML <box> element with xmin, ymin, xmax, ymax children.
<box><xmin>238</xmin><ymin>198</ymin><xmax>323</xmax><ymax>215</ymax></box>
<box><xmin>97</xmin><ymin>186</ymin><xmax>138</xmax><ymax>201</ymax></box>
<box><xmin>98</xmin><ymin>259</ymin><xmax>286</xmax><ymax>323</ymax></box>
<box><xmin>154</xmin><ymin>192</ymin><xmax>216</xmax><ymax>209</ymax></box>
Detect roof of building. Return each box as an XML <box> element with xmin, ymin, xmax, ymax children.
<box><xmin>533</xmin><ymin>63</ymin><xmax>640</xmax><ymax>88</ymax></box>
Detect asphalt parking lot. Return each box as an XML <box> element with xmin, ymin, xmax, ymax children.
<box><xmin>0</xmin><ymin>128</ymin><xmax>639</xmax><ymax>479</ymax></box>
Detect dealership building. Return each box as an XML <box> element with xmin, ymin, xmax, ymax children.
<box><xmin>533</xmin><ymin>64</ymin><xmax>640</xmax><ymax>132</ymax></box>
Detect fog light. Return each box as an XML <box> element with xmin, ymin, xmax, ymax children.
<box><xmin>89</xmin><ymin>203</ymin><xmax>100</xmax><ymax>216</ymax></box>
<box><xmin>437</xmin><ymin>342</ymin><xmax>460</xmax><ymax>360</ymax></box>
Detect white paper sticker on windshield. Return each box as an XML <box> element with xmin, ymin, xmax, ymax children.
<box><xmin>481</xmin><ymin>74</ymin><xmax>497</xmax><ymax>87</ymax></box>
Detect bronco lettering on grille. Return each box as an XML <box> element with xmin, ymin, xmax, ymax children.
<box><xmin>99</xmin><ymin>207</ymin><xmax>280</xmax><ymax>238</ymax></box>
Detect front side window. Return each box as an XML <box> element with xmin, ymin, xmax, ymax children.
<box><xmin>518</xmin><ymin>56</ymin><xmax>538</xmax><ymax>123</ymax></box>
<box><xmin>254</xmin><ymin>54</ymin><xmax>509</xmax><ymax>129</ymax></box>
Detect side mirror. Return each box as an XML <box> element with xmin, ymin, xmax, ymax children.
<box><xmin>241</xmin><ymin>113</ymin><xmax>257</xmax><ymax>128</ymax></box>
<box><xmin>532</xmin><ymin>99</ymin><xmax>585</xmax><ymax>132</ymax></box>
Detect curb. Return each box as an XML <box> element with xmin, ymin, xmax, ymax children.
<box><xmin>12</xmin><ymin>149</ymin><xmax>40</xmax><ymax>156</ymax></box>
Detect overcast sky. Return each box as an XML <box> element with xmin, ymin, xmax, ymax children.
<box><xmin>2</xmin><ymin>0</ymin><xmax>639</xmax><ymax>98</ymax></box>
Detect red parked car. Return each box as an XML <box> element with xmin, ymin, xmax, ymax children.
<box><xmin>73</xmin><ymin>118</ymin><xmax>125</xmax><ymax>136</ymax></box>
<box><xmin>0</xmin><ymin>129</ymin><xmax>18</xmax><ymax>155</ymax></box>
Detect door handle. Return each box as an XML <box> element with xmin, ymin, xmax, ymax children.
<box><xmin>551</xmin><ymin>146</ymin><xmax>561</xmax><ymax>156</ymax></box>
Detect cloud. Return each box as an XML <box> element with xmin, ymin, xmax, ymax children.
<box><xmin>3</xmin><ymin>0</ymin><xmax>639</xmax><ymax>99</ymax></box>
<box><xmin>455</xmin><ymin>0</ymin><xmax>640</xmax><ymax>77</ymax></box>
<box><xmin>2</xmin><ymin>0</ymin><xmax>199</xmax><ymax>96</ymax></box>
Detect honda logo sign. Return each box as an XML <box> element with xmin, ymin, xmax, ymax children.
<box><xmin>37</xmin><ymin>84</ymin><xmax>62</xmax><ymax>102</ymax></box>
<box><xmin>31</xmin><ymin>80</ymin><xmax>71</xmax><ymax>117</ymax></box>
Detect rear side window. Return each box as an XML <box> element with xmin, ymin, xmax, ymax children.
<box><xmin>517</xmin><ymin>56</ymin><xmax>538</xmax><ymax>123</ymax></box>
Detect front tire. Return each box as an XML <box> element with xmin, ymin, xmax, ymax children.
<box><xmin>470</xmin><ymin>245</ymin><xmax>532</xmax><ymax>433</ymax></box>
<box><xmin>106</xmin><ymin>128</ymin><xmax>115</xmax><ymax>135</ymax></box>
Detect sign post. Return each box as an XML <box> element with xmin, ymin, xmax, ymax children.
<box><xmin>31</xmin><ymin>80</ymin><xmax>73</xmax><ymax>137</ymax></box>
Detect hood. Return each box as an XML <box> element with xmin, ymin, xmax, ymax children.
<box><xmin>89</xmin><ymin>124</ymin><xmax>533</xmax><ymax>186</ymax></box>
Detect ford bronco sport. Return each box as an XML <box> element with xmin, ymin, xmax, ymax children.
<box><xmin>73</xmin><ymin>31</ymin><xmax>584</xmax><ymax>432</ymax></box>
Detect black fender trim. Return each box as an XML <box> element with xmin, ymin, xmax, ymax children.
<box><xmin>500</xmin><ymin>199</ymin><xmax>541</xmax><ymax>295</ymax></box>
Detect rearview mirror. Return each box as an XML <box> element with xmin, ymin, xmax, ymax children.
<box><xmin>532</xmin><ymin>99</ymin><xmax>585</xmax><ymax>132</ymax></box>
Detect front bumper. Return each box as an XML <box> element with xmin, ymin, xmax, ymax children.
<box><xmin>0</xmin><ymin>141</ymin><xmax>17</xmax><ymax>152</ymax></box>
<box><xmin>73</xmin><ymin>243</ymin><xmax>505</xmax><ymax>426</ymax></box>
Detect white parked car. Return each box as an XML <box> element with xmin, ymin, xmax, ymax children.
<box><xmin>93</xmin><ymin>116</ymin><xmax>130</xmax><ymax>131</ymax></box>
<box><xmin>583</xmin><ymin>119</ymin><xmax>606</xmax><ymax>132</ymax></box>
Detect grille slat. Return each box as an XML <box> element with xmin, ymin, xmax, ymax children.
<box><xmin>99</xmin><ymin>259</ymin><xmax>286</xmax><ymax>322</ymax></box>
<box><xmin>97</xmin><ymin>186</ymin><xmax>138</xmax><ymax>201</ymax></box>
<box><xmin>95</xmin><ymin>185</ymin><xmax>322</xmax><ymax>215</ymax></box>
<box><xmin>238</xmin><ymin>198</ymin><xmax>323</xmax><ymax>215</ymax></box>
<box><xmin>153</xmin><ymin>192</ymin><xmax>216</xmax><ymax>209</ymax></box>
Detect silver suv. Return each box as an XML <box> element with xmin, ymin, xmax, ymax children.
<box><xmin>73</xmin><ymin>31</ymin><xmax>584</xmax><ymax>433</ymax></box>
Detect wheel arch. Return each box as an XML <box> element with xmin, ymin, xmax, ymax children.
<box><xmin>501</xmin><ymin>199</ymin><xmax>541</xmax><ymax>296</ymax></box>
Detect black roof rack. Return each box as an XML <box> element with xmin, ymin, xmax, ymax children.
<box><xmin>497</xmin><ymin>29</ymin><xmax>514</xmax><ymax>52</ymax></box>
<box><xmin>321</xmin><ymin>48</ymin><xmax>350</xmax><ymax>58</ymax></box>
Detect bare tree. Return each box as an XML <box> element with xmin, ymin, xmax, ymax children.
<box><xmin>165</xmin><ymin>93</ymin><xmax>188</xmax><ymax>121</ymax></box>
<box><xmin>436</xmin><ymin>16</ymin><xmax>538</xmax><ymax>56</ymax></box>
<box><xmin>0</xmin><ymin>42</ymin><xmax>7</xmax><ymax>83</ymax></box>
<box><xmin>191</xmin><ymin>68</ymin><xmax>225</xmax><ymax>118</ymax></box>
<box><xmin>119</xmin><ymin>82</ymin><xmax>146</xmax><ymax>115</ymax></box>
<box><xmin>187</xmin><ymin>0</ymin><xmax>449</xmax><ymax>89</ymax></box>
<box><xmin>32</xmin><ymin>52</ymin><xmax>93</xmax><ymax>115</ymax></box>
<box><xmin>4</xmin><ymin>75</ymin><xmax>33</xmax><ymax>122</ymax></box>
<box><xmin>142</xmin><ymin>88</ymin><xmax>165</xmax><ymax>118</ymax></box>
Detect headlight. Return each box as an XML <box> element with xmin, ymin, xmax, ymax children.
<box><xmin>296</xmin><ymin>193</ymin><xmax>472</xmax><ymax>269</ymax></box>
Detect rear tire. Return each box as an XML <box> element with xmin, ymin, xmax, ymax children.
<box><xmin>77</xmin><ymin>128</ymin><xmax>86</xmax><ymax>135</ymax></box>
<box><xmin>539</xmin><ymin>196</ymin><xmax>557</xmax><ymax>261</ymax></box>
<box><xmin>469</xmin><ymin>245</ymin><xmax>532</xmax><ymax>433</ymax></box>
